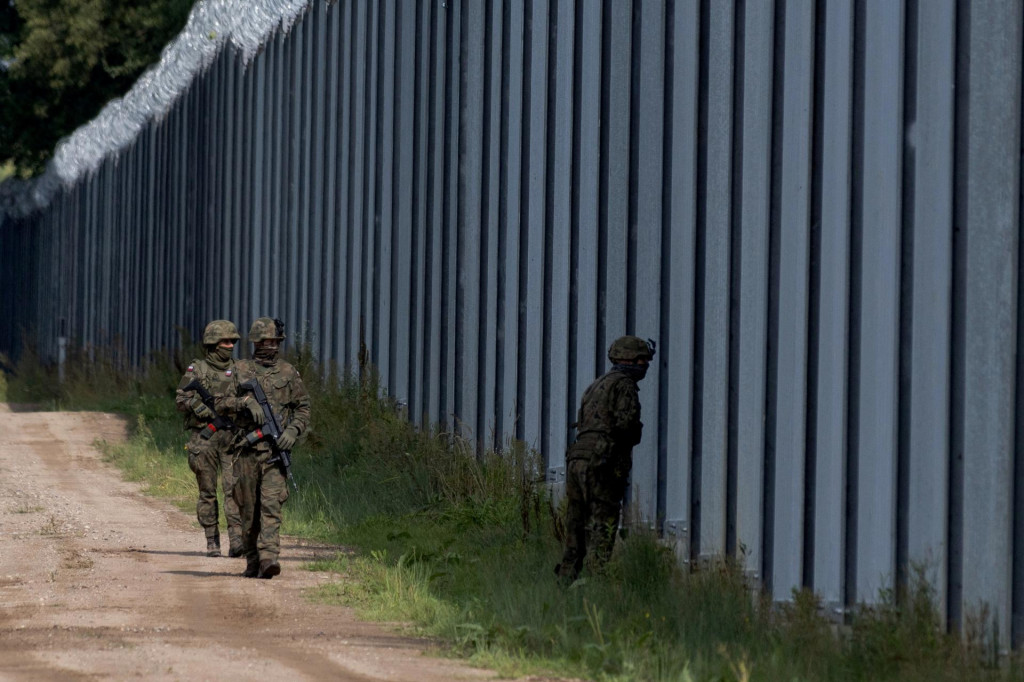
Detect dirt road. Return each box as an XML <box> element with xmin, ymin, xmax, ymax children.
<box><xmin>0</xmin><ymin>405</ymin><xmax>509</xmax><ymax>681</ymax></box>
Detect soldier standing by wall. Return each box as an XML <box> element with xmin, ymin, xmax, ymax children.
<box><xmin>555</xmin><ymin>335</ymin><xmax>655</xmax><ymax>583</ymax></box>
<box><xmin>174</xmin><ymin>320</ymin><xmax>249</xmax><ymax>557</ymax></box>
<box><xmin>220</xmin><ymin>317</ymin><xmax>311</xmax><ymax>579</ymax></box>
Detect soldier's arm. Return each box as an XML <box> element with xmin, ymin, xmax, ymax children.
<box><xmin>610</xmin><ymin>380</ymin><xmax>642</xmax><ymax>445</ymax></box>
<box><xmin>213</xmin><ymin>377</ymin><xmax>248</xmax><ymax>415</ymax></box>
<box><xmin>287</xmin><ymin>374</ymin><xmax>312</xmax><ymax>437</ymax></box>
<box><xmin>212</xmin><ymin>361</ymin><xmax>253</xmax><ymax>415</ymax></box>
<box><xmin>175</xmin><ymin>371</ymin><xmax>195</xmax><ymax>414</ymax></box>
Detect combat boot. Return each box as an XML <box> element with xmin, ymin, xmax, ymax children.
<box><xmin>206</xmin><ymin>533</ymin><xmax>221</xmax><ymax>557</ymax></box>
<box><xmin>258</xmin><ymin>559</ymin><xmax>281</xmax><ymax>579</ymax></box>
<box><xmin>227</xmin><ymin>528</ymin><xmax>244</xmax><ymax>557</ymax></box>
<box><xmin>243</xmin><ymin>559</ymin><xmax>260</xmax><ymax>578</ymax></box>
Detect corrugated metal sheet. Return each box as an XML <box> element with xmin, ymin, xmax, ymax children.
<box><xmin>2</xmin><ymin>0</ymin><xmax>1023</xmax><ymax>649</ymax></box>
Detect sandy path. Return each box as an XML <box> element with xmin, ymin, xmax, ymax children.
<box><xmin>0</xmin><ymin>405</ymin><xmax>518</xmax><ymax>681</ymax></box>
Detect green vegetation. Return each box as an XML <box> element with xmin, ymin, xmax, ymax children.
<box><xmin>1</xmin><ymin>0</ymin><xmax>194</xmax><ymax>175</ymax></box>
<box><xmin>0</xmin><ymin>158</ymin><xmax>14</xmax><ymax>182</ymax></box>
<box><xmin>5</xmin><ymin>341</ymin><xmax>1023</xmax><ymax>681</ymax></box>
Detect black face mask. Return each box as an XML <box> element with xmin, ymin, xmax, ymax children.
<box><xmin>613</xmin><ymin>363</ymin><xmax>648</xmax><ymax>381</ymax></box>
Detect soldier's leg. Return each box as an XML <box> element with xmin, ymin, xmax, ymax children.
<box><xmin>217</xmin><ymin>443</ymin><xmax>243</xmax><ymax>556</ymax></box>
<box><xmin>256</xmin><ymin>462</ymin><xmax>289</xmax><ymax>579</ymax></box>
<box><xmin>555</xmin><ymin>459</ymin><xmax>589</xmax><ymax>582</ymax></box>
<box><xmin>584</xmin><ymin>474</ymin><xmax>627</xmax><ymax>573</ymax></box>
<box><xmin>233</xmin><ymin>452</ymin><xmax>260</xmax><ymax>577</ymax></box>
<box><xmin>585</xmin><ymin>496</ymin><xmax>621</xmax><ymax>572</ymax></box>
<box><xmin>188</xmin><ymin>436</ymin><xmax>221</xmax><ymax>555</ymax></box>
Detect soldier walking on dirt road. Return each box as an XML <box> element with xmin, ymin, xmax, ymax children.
<box><xmin>220</xmin><ymin>317</ymin><xmax>311</xmax><ymax>579</ymax></box>
<box><xmin>175</xmin><ymin>319</ymin><xmax>246</xmax><ymax>557</ymax></box>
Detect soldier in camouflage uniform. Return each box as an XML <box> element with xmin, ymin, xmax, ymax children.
<box><xmin>175</xmin><ymin>320</ymin><xmax>249</xmax><ymax>557</ymax></box>
<box><xmin>555</xmin><ymin>335</ymin><xmax>655</xmax><ymax>582</ymax></box>
<box><xmin>218</xmin><ymin>317</ymin><xmax>311</xmax><ymax>579</ymax></box>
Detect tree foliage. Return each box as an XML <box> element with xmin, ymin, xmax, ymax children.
<box><xmin>0</xmin><ymin>0</ymin><xmax>193</xmax><ymax>176</ymax></box>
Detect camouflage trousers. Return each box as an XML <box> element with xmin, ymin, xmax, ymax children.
<box><xmin>186</xmin><ymin>430</ymin><xmax>242</xmax><ymax>546</ymax></box>
<box><xmin>232</xmin><ymin>449</ymin><xmax>289</xmax><ymax>565</ymax></box>
<box><xmin>555</xmin><ymin>438</ymin><xmax>630</xmax><ymax>581</ymax></box>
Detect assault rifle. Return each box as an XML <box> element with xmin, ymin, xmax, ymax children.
<box><xmin>182</xmin><ymin>379</ymin><xmax>235</xmax><ymax>440</ymax></box>
<box><xmin>239</xmin><ymin>378</ymin><xmax>298</xmax><ymax>493</ymax></box>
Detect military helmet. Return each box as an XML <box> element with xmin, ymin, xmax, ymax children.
<box><xmin>248</xmin><ymin>317</ymin><xmax>286</xmax><ymax>343</ymax></box>
<box><xmin>202</xmin><ymin>319</ymin><xmax>240</xmax><ymax>345</ymax></box>
<box><xmin>608</xmin><ymin>335</ymin><xmax>656</xmax><ymax>362</ymax></box>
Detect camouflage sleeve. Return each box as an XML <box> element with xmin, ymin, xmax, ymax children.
<box><xmin>214</xmin><ymin>392</ymin><xmax>245</xmax><ymax>414</ymax></box>
<box><xmin>213</xmin><ymin>375</ymin><xmax>245</xmax><ymax>414</ymax></box>
<box><xmin>288</xmin><ymin>373</ymin><xmax>312</xmax><ymax>436</ymax></box>
<box><xmin>609</xmin><ymin>379</ymin><xmax>642</xmax><ymax>445</ymax></box>
<box><xmin>212</xmin><ymin>360</ymin><xmax>250</xmax><ymax>415</ymax></box>
<box><xmin>175</xmin><ymin>369</ymin><xmax>196</xmax><ymax>414</ymax></box>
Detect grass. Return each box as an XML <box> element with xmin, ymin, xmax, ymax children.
<box><xmin>5</xmin><ymin>338</ymin><xmax>1024</xmax><ymax>681</ymax></box>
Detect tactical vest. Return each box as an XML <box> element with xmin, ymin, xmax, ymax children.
<box><xmin>182</xmin><ymin>358</ymin><xmax>236</xmax><ymax>429</ymax></box>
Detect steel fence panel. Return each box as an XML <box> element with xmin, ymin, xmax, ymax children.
<box><xmin>770</xmin><ymin>0</ymin><xmax>815</xmax><ymax>599</ymax></box>
<box><xmin>498</xmin><ymin>0</ymin><xmax>525</xmax><ymax>444</ymax></box>
<box><xmin>631</xmin><ymin>0</ymin><xmax>665</xmax><ymax>526</ymax></box>
<box><xmin>812</xmin><ymin>0</ymin><xmax>853</xmax><ymax>610</ymax></box>
<box><xmin>905</xmin><ymin>0</ymin><xmax>955</xmax><ymax>619</ymax></box>
<box><xmin>696</xmin><ymin>0</ymin><xmax>734</xmax><ymax>561</ymax></box>
<box><xmin>733</xmin><ymin>0</ymin><xmax>773</xmax><ymax>583</ymax></box>
<box><xmin>479</xmin><ymin>0</ymin><xmax>502</xmax><ymax>451</ymax></box>
<box><xmin>662</xmin><ymin>0</ymin><xmax>700</xmax><ymax>566</ymax></box>
<box><xmin>852</xmin><ymin>0</ymin><xmax>904</xmax><ymax>605</ymax></box>
<box><xmin>960</xmin><ymin>0</ymin><xmax>1021</xmax><ymax>644</ymax></box>
<box><xmin>546</xmin><ymin>0</ymin><xmax>574</xmax><ymax>481</ymax></box>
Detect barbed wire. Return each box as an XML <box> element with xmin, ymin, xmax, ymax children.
<box><xmin>0</xmin><ymin>0</ymin><xmax>314</xmax><ymax>221</ymax></box>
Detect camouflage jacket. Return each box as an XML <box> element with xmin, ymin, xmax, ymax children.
<box><xmin>573</xmin><ymin>368</ymin><xmax>643</xmax><ymax>447</ymax></box>
<box><xmin>175</xmin><ymin>356</ymin><xmax>237</xmax><ymax>431</ymax></box>
<box><xmin>219</xmin><ymin>358</ymin><xmax>311</xmax><ymax>453</ymax></box>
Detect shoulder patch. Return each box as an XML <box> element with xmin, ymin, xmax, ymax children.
<box><xmin>186</xmin><ymin>365</ymin><xmax>194</xmax><ymax>372</ymax></box>
<box><xmin>225</xmin><ymin>370</ymin><xmax>232</xmax><ymax>377</ymax></box>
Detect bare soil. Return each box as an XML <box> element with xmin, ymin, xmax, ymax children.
<box><xmin>0</xmin><ymin>405</ymin><xmax>542</xmax><ymax>681</ymax></box>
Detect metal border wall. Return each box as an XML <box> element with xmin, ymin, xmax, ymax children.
<box><xmin>2</xmin><ymin>0</ymin><xmax>1023</xmax><ymax>648</ymax></box>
